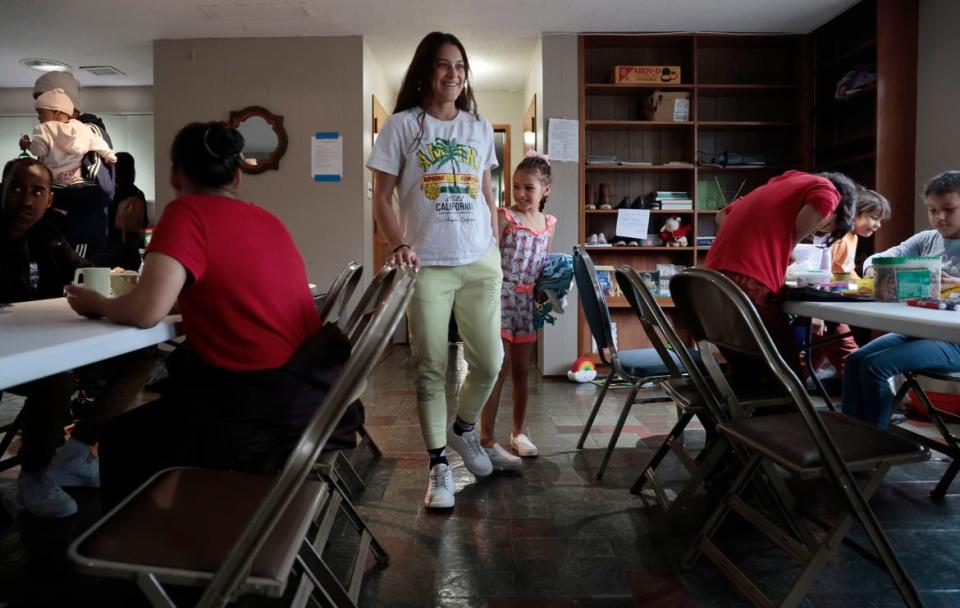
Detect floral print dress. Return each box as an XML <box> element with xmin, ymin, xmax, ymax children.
<box><xmin>499</xmin><ymin>207</ymin><xmax>557</xmax><ymax>343</ymax></box>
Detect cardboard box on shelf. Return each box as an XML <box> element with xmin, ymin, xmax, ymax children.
<box><xmin>613</xmin><ymin>65</ymin><xmax>682</xmax><ymax>85</ymax></box>
<box><xmin>642</xmin><ymin>91</ymin><xmax>691</xmax><ymax>122</ymax></box>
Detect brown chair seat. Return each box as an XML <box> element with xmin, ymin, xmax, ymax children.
<box><xmin>720</xmin><ymin>411</ymin><xmax>927</xmax><ymax>476</ymax></box>
<box><xmin>662</xmin><ymin>377</ymin><xmax>789</xmax><ymax>413</ymax></box>
<box><xmin>75</xmin><ymin>468</ymin><xmax>324</xmax><ymax>585</ymax></box>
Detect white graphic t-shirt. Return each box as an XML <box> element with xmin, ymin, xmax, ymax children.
<box><xmin>367</xmin><ymin>107</ymin><xmax>498</xmax><ymax>266</ymax></box>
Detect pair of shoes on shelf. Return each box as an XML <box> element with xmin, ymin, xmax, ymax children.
<box><xmin>425</xmin><ymin>424</ymin><xmax>495</xmax><ymax>509</ymax></box>
<box><xmin>586</xmin><ymin>234</ymin><xmax>609</xmax><ymax>246</ymax></box>
<box><xmin>615</xmin><ymin>196</ymin><xmax>647</xmax><ymax>210</ymax></box>
<box><xmin>611</xmin><ymin>238</ymin><xmax>641</xmax><ymax>247</ymax></box>
<box><xmin>510</xmin><ymin>433</ymin><xmax>539</xmax><ymax>457</ymax></box>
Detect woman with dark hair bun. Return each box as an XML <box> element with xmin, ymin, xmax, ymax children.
<box><xmin>66</xmin><ymin>121</ymin><xmax>334</xmax><ymax>506</ymax></box>
<box><xmin>367</xmin><ymin>32</ymin><xmax>503</xmax><ymax>510</ymax></box>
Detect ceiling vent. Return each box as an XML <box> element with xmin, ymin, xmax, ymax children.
<box><xmin>79</xmin><ymin>65</ymin><xmax>126</xmax><ymax>77</ymax></box>
<box><xmin>198</xmin><ymin>3</ymin><xmax>311</xmax><ymax>20</ymax></box>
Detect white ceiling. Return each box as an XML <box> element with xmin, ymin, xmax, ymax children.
<box><xmin>0</xmin><ymin>0</ymin><xmax>857</xmax><ymax>91</ymax></box>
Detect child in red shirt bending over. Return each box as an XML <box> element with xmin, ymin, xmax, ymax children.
<box><xmin>704</xmin><ymin>170</ymin><xmax>858</xmax><ymax>377</ymax></box>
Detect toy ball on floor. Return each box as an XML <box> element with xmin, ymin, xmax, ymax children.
<box><xmin>567</xmin><ymin>356</ymin><xmax>597</xmax><ymax>383</ymax></box>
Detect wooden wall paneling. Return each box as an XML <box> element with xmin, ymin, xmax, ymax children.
<box><xmin>874</xmin><ymin>0</ymin><xmax>918</xmax><ymax>250</ymax></box>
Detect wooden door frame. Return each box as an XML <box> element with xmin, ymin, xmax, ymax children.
<box><xmin>492</xmin><ymin>124</ymin><xmax>511</xmax><ymax>207</ymax></box>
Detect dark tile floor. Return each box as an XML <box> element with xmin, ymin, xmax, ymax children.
<box><xmin>0</xmin><ymin>344</ymin><xmax>958</xmax><ymax>607</ymax></box>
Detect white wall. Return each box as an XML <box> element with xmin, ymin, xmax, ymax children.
<box><xmin>915</xmin><ymin>0</ymin><xmax>960</xmax><ymax>231</ymax></box>
<box><xmin>0</xmin><ymin>86</ymin><xmax>153</xmax><ymax>115</ymax></box>
<box><xmin>154</xmin><ymin>37</ymin><xmax>367</xmax><ymax>288</ymax></box>
<box><xmin>535</xmin><ymin>34</ymin><xmax>581</xmax><ymax>376</ymax></box>
<box><xmin>474</xmin><ymin>90</ymin><xmax>524</xmax><ymax>177</ymax></box>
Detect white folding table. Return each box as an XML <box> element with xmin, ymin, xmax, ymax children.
<box><xmin>0</xmin><ymin>298</ymin><xmax>181</xmax><ymax>391</ymax></box>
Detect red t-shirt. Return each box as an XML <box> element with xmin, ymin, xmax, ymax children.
<box><xmin>148</xmin><ymin>195</ymin><xmax>320</xmax><ymax>371</ymax></box>
<box><xmin>704</xmin><ymin>171</ymin><xmax>840</xmax><ymax>292</ymax></box>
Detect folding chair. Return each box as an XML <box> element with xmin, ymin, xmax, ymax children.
<box><xmin>891</xmin><ymin>370</ymin><xmax>960</xmax><ymax>500</ymax></box>
<box><xmin>0</xmin><ymin>392</ymin><xmax>23</xmax><ymax>471</ymax></box>
<box><xmin>673</xmin><ymin>268</ymin><xmax>926</xmax><ymax>608</ymax></box>
<box><xmin>615</xmin><ymin>266</ymin><xmax>725</xmax><ymax>514</ymax></box>
<box><xmin>572</xmin><ymin>246</ymin><xmax>675</xmax><ymax>480</ymax></box>
<box><xmin>618</xmin><ymin>267</ymin><xmax>795</xmax><ymax>519</ymax></box>
<box><xmin>68</xmin><ymin>269</ymin><xmax>417</xmax><ymax>608</ymax></box>
<box><xmin>320</xmin><ymin>263</ymin><xmax>399</xmax><ymax>497</ymax></box>
<box><xmin>317</xmin><ymin>261</ymin><xmax>363</xmax><ymax>327</ymax></box>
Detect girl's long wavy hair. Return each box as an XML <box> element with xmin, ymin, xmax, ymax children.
<box><xmin>393</xmin><ymin>32</ymin><xmax>479</xmax><ymax>151</ymax></box>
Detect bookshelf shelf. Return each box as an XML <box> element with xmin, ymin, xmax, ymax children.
<box><xmin>585</xmin><ymin>120</ymin><xmax>693</xmax><ymax>129</ymax></box>
<box><xmin>585</xmin><ymin>164</ymin><xmax>694</xmax><ymax>172</ymax></box>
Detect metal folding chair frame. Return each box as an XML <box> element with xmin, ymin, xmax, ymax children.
<box><xmin>68</xmin><ymin>269</ymin><xmax>417</xmax><ymax>608</ymax></box>
<box><xmin>673</xmin><ymin>268</ymin><xmax>924</xmax><ymax>608</ymax></box>
<box><xmin>572</xmin><ymin>246</ymin><xmax>673</xmax><ymax>480</ymax></box>
<box><xmin>615</xmin><ymin>267</ymin><xmax>726</xmax><ymax>516</ymax></box>
<box><xmin>891</xmin><ymin>369</ymin><xmax>960</xmax><ymax>500</ymax></box>
<box><xmin>317</xmin><ymin>261</ymin><xmax>363</xmax><ymax>327</ymax></box>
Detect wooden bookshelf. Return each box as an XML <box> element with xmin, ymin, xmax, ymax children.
<box><xmin>578</xmin><ymin>32</ymin><xmax>804</xmax><ymax>355</ymax></box>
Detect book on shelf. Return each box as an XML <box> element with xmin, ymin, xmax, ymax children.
<box><xmin>636</xmin><ymin>271</ymin><xmax>660</xmax><ymax>298</ymax></box>
<box><xmin>618</xmin><ymin>160</ymin><xmax>654</xmax><ymax>166</ymax></box>
<box><xmin>660</xmin><ymin>200</ymin><xmax>693</xmax><ymax>209</ymax></box>
<box><xmin>593</xmin><ymin>265</ymin><xmax>621</xmax><ymax>299</ymax></box>
<box><xmin>586</xmin><ymin>155</ymin><xmax>619</xmax><ymax>165</ymax></box>
<box><xmin>655</xmin><ymin>191</ymin><xmax>689</xmax><ymax>199</ymax></box>
<box><xmin>656</xmin><ymin>263</ymin><xmax>686</xmax><ymax>297</ymax></box>
<box><xmin>592</xmin><ymin>321</ymin><xmax>618</xmax><ymax>353</ymax></box>
<box><xmin>696</xmin><ymin>236</ymin><xmax>716</xmax><ymax>247</ymax></box>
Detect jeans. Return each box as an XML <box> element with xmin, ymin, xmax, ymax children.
<box><xmin>842</xmin><ymin>333</ymin><xmax>960</xmax><ymax>428</ymax></box>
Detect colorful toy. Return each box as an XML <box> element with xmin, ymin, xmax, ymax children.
<box><xmin>660</xmin><ymin>216</ymin><xmax>691</xmax><ymax>247</ymax></box>
<box><xmin>567</xmin><ymin>356</ymin><xmax>598</xmax><ymax>383</ymax></box>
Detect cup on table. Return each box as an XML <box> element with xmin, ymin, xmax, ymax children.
<box><xmin>110</xmin><ymin>271</ymin><xmax>140</xmax><ymax>296</ymax></box>
<box><xmin>73</xmin><ymin>267</ymin><xmax>112</xmax><ymax>297</ymax></box>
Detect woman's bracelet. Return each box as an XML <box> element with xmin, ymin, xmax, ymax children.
<box><xmin>392</xmin><ymin>244</ymin><xmax>410</xmax><ymax>254</ymax></box>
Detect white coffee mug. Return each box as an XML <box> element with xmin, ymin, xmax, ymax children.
<box><xmin>73</xmin><ymin>267</ymin><xmax>112</xmax><ymax>297</ymax></box>
<box><xmin>110</xmin><ymin>271</ymin><xmax>140</xmax><ymax>296</ymax></box>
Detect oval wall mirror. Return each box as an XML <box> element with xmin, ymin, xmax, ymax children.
<box><xmin>228</xmin><ymin>106</ymin><xmax>288</xmax><ymax>174</ymax></box>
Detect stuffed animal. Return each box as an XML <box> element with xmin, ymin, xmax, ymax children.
<box><xmin>660</xmin><ymin>216</ymin><xmax>691</xmax><ymax>247</ymax></box>
<box><xmin>567</xmin><ymin>356</ymin><xmax>598</xmax><ymax>383</ymax></box>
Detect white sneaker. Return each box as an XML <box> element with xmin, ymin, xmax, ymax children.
<box><xmin>586</xmin><ymin>233</ymin><xmax>599</xmax><ymax>245</ymax></box>
<box><xmin>49</xmin><ymin>438</ymin><xmax>100</xmax><ymax>488</ymax></box>
<box><xmin>18</xmin><ymin>470</ymin><xmax>78</xmax><ymax>519</ymax></box>
<box><xmin>511</xmin><ymin>433</ymin><xmax>540</xmax><ymax>457</ymax></box>
<box><xmin>447</xmin><ymin>426</ymin><xmax>493</xmax><ymax>477</ymax></box>
<box><xmin>484</xmin><ymin>443</ymin><xmax>523</xmax><ymax>470</ymax></box>
<box><xmin>424</xmin><ymin>463</ymin><xmax>455</xmax><ymax>509</ymax></box>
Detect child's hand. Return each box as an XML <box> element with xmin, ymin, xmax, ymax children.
<box><xmin>105</xmin><ymin>157</ymin><xmax>117</xmax><ymax>165</ymax></box>
<box><xmin>19</xmin><ymin>135</ymin><xmax>30</xmax><ymax>150</ymax></box>
<box><xmin>810</xmin><ymin>318</ymin><xmax>826</xmax><ymax>337</ymax></box>
<box><xmin>941</xmin><ymin>271</ymin><xmax>960</xmax><ymax>288</ymax></box>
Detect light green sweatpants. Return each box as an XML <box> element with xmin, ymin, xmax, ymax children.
<box><xmin>408</xmin><ymin>246</ymin><xmax>504</xmax><ymax>450</ymax></box>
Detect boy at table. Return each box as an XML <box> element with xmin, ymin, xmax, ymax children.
<box><xmin>0</xmin><ymin>157</ymin><xmax>152</xmax><ymax>518</ymax></box>
<box><xmin>843</xmin><ymin>171</ymin><xmax>960</xmax><ymax>428</ymax></box>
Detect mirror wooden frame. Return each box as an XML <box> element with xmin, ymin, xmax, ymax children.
<box><xmin>228</xmin><ymin>106</ymin><xmax>288</xmax><ymax>174</ymax></box>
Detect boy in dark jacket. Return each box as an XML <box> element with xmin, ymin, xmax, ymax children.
<box><xmin>1</xmin><ymin>158</ymin><xmax>151</xmax><ymax>518</ymax></box>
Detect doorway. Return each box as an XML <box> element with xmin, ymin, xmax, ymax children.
<box><xmin>491</xmin><ymin>124</ymin><xmax>512</xmax><ymax>207</ymax></box>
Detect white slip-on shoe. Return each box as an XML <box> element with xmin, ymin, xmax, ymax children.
<box><xmin>510</xmin><ymin>433</ymin><xmax>540</xmax><ymax>458</ymax></box>
<box><xmin>424</xmin><ymin>463</ymin><xmax>455</xmax><ymax>509</ymax></box>
<box><xmin>49</xmin><ymin>438</ymin><xmax>100</xmax><ymax>488</ymax></box>
<box><xmin>484</xmin><ymin>443</ymin><xmax>523</xmax><ymax>471</ymax></box>
<box><xmin>447</xmin><ymin>427</ymin><xmax>493</xmax><ymax>477</ymax></box>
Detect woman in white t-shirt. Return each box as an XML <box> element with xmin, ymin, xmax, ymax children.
<box><xmin>367</xmin><ymin>32</ymin><xmax>503</xmax><ymax>510</ymax></box>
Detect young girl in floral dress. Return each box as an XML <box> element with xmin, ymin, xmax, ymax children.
<box><xmin>479</xmin><ymin>152</ymin><xmax>556</xmax><ymax>467</ymax></box>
